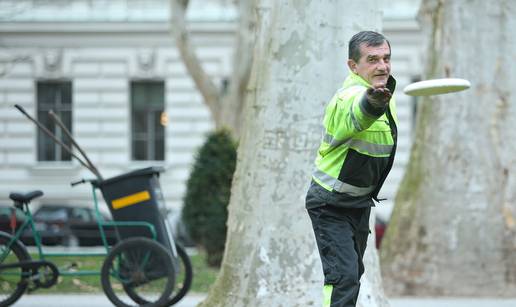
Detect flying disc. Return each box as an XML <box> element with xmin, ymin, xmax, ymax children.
<box><xmin>403</xmin><ymin>78</ymin><xmax>471</xmax><ymax>96</ymax></box>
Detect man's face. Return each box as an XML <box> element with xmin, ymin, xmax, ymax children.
<box><xmin>348</xmin><ymin>41</ymin><xmax>391</xmax><ymax>88</ymax></box>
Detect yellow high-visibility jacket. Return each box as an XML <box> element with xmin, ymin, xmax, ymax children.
<box><xmin>312</xmin><ymin>72</ymin><xmax>397</xmax><ymax>202</ymax></box>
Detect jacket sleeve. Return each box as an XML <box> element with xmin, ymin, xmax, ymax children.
<box><xmin>329</xmin><ymin>87</ymin><xmax>387</xmax><ymax>141</ymax></box>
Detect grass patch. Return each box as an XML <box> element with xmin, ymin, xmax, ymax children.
<box><xmin>189</xmin><ymin>251</ymin><xmax>219</xmax><ymax>293</ymax></box>
<box><xmin>35</xmin><ymin>253</ymin><xmax>104</xmax><ymax>294</ymax></box>
<box><xmin>27</xmin><ymin>250</ymin><xmax>219</xmax><ymax>294</ymax></box>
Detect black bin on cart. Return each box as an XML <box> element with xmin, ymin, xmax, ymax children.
<box><xmin>99</xmin><ymin>167</ymin><xmax>173</xmax><ymax>251</ymax></box>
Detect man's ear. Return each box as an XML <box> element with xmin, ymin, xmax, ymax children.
<box><xmin>347</xmin><ymin>59</ymin><xmax>357</xmax><ymax>73</ymax></box>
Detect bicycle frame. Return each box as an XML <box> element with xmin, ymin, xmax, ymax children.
<box><xmin>7</xmin><ymin>104</ymin><xmax>192</xmax><ymax>304</ymax></box>
<box><xmin>1</xmin><ymin>183</ymin><xmax>158</xmax><ymax>278</ymax></box>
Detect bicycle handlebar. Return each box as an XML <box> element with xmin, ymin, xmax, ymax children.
<box><xmin>71</xmin><ymin>178</ymin><xmax>100</xmax><ymax>187</ymax></box>
<box><xmin>70</xmin><ymin>179</ymin><xmax>86</xmax><ymax>187</ymax></box>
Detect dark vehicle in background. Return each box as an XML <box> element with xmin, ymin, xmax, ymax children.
<box><xmin>167</xmin><ymin>207</ymin><xmax>195</xmax><ymax>248</ymax></box>
<box><xmin>0</xmin><ymin>206</ymin><xmax>26</xmax><ymax>234</ymax></box>
<box><xmin>21</xmin><ymin>205</ymin><xmax>118</xmax><ymax>247</ymax></box>
<box><xmin>3</xmin><ymin>204</ymin><xmax>194</xmax><ymax>248</ymax></box>
<box><xmin>375</xmin><ymin>216</ymin><xmax>388</xmax><ymax>249</ymax></box>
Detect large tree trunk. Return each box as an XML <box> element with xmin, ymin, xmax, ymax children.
<box><xmin>199</xmin><ymin>1</ymin><xmax>389</xmax><ymax>306</ymax></box>
<box><xmin>381</xmin><ymin>0</ymin><xmax>516</xmax><ymax>296</ymax></box>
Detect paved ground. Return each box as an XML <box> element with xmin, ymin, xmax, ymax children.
<box><xmin>390</xmin><ymin>297</ymin><xmax>516</xmax><ymax>307</ymax></box>
<box><xmin>13</xmin><ymin>294</ymin><xmax>516</xmax><ymax>307</ymax></box>
<box><xmin>15</xmin><ymin>293</ymin><xmax>205</xmax><ymax>307</ymax></box>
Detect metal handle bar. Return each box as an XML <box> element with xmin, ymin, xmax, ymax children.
<box><xmin>48</xmin><ymin>110</ymin><xmax>103</xmax><ymax>180</ymax></box>
<box><xmin>71</xmin><ymin>178</ymin><xmax>100</xmax><ymax>187</ymax></box>
<box><xmin>14</xmin><ymin>104</ymin><xmax>102</xmax><ymax>181</ymax></box>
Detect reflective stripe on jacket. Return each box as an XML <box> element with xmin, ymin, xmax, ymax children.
<box><xmin>312</xmin><ymin>72</ymin><xmax>398</xmax><ymax>200</ymax></box>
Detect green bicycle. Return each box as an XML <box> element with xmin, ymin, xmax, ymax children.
<box><xmin>0</xmin><ymin>176</ymin><xmax>192</xmax><ymax>307</ymax></box>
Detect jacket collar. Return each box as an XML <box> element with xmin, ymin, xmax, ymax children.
<box><xmin>344</xmin><ymin>71</ymin><xmax>396</xmax><ymax>93</ymax></box>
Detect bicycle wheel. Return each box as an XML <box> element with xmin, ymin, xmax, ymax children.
<box><xmin>0</xmin><ymin>232</ymin><xmax>30</xmax><ymax>307</ymax></box>
<box><xmin>101</xmin><ymin>237</ymin><xmax>175</xmax><ymax>307</ymax></box>
<box><xmin>125</xmin><ymin>243</ymin><xmax>193</xmax><ymax>306</ymax></box>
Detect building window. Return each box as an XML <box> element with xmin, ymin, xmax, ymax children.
<box><xmin>37</xmin><ymin>81</ymin><xmax>73</xmax><ymax>161</ymax></box>
<box><xmin>131</xmin><ymin>81</ymin><xmax>165</xmax><ymax>161</ymax></box>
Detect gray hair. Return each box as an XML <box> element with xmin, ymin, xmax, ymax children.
<box><xmin>348</xmin><ymin>31</ymin><xmax>391</xmax><ymax>62</ymax></box>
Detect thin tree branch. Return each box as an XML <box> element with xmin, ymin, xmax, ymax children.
<box><xmin>228</xmin><ymin>0</ymin><xmax>256</xmax><ymax>112</ymax></box>
<box><xmin>222</xmin><ymin>0</ymin><xmax>256</xmax><ymax>136</ymax></box>
<box><xmin>170</xmin><ymin>0</ymin><xmax>221</xmax><ymax>120</ymax></box>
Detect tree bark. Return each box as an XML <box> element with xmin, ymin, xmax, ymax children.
<box><xmin>199</xmin><ymin>1</ymin><xmax>389</xmax><ymax>306</ymax></box>
<box><xmin>381</xmin><ymin>0</ymin><xmax>516</xmax><ymax>297</ymax></box>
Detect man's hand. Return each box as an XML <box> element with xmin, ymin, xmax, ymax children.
<box><xmin>366</xmin><ymin>86</ymin><xmax>392</xmax><ymax>109</ymax></box>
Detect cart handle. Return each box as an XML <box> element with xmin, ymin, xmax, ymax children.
<box><xmin>14</xmin><ymin>104</ymin><xmax>102</xmax><ymax>180</ymax></box>
<box><xmin>49</xmin><ymin>110</ymin><xmax>103</xmax><ymax>180</ymax></box>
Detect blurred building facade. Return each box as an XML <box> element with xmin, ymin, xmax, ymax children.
<box><xmin>0</xmin><ymin>0</ymin><xmax>422</xmax><ymax>220</ymax></box>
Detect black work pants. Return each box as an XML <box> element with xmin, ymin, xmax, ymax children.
<box><xmin>308</xmin><ymin>205</ymin><xmax>371</xmax><ymax>307</ymax></box>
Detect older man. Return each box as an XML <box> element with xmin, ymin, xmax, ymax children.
<box><xmin>306</xmin><ymin>31</ymin><xmax>397</xmax><ymax>307</ymax></box>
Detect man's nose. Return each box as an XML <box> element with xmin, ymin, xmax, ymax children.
<box><xmin>376</xmin><ymin>60</ymin><xmax>388</xmax><ymax>71</ymax></box>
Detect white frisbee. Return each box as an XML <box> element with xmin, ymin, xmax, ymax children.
<box><xmin>403</xmin><ymin>78</ymin><xmax>471</xmax><ymax>96</ymax></box>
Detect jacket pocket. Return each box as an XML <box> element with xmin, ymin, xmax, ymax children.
<box><xmin>366</xmin><ymin>118</ymin><xmax>390</xmax><ymax>132</ymax></box>
<box><xmin>338</xmin><ymin>149</ymin><xmax>389</xmax><ymax>188</ymax></box>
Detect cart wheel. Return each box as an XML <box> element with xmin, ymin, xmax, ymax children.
<box><xmin>124</xmin><ymin>243</ymin><xmax>193</xmax><ymax>306</ymax></box>
<box><xmin>101</xmin><ymin>237</ymin><xmax>175</xmax><ymax>307</ymax></box>
<box><xmin>168</xmin><ymin>243</ymin><xmax>193</xmax><ymax>305</ymax></box>
<box><xmin>0</xmin><ymin>232</ymin><xmax>31</xmax><ymax>307</ymax></box>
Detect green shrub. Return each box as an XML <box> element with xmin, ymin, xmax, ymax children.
<box><xmin>182</xmin><ymin>129</ymin><xmax>237</xmax><ymax>267</ymax></box>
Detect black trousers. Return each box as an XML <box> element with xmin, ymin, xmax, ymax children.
<box><xmin>308</xmin><ymin>205</ymin><xmax>371</xmax><ymax>307</ymax></box>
